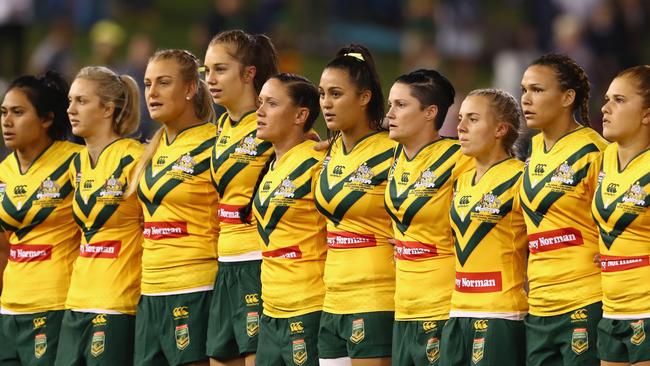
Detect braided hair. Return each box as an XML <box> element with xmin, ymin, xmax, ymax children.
<box><xmin>530</xmin><ymin>53</ymin><xmax>591</xmax><ymax>126</ymax></box>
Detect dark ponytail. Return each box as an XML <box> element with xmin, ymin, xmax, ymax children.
<box><xmin>394</xmin><ymin>69</ymin><xmax>456</xmax><ymax>130</ymax></box>
<box><xmin>7</xmin><ymin>70</ymin><xmax>71</xmax><ymax>140</ymax></box>
<box><xmin>530</xmin><ymin>53</ymin><xmax>591</xmax><ymax>126</ymax></box>
<box><xmin>325</xmin><ymin>44</ymin><xmax>385</xmax><ymax>131</ymax></box>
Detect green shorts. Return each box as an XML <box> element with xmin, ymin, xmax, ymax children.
<box><xmin>392</xmin><ymin>320</ymin><xmax>446</xmax><ymax>366</ymax></box>
<box><xmin>134</xmin><ymin>291</ymin><xmax>212</xmax><ymax>366</ymax></box>
<box><xmin>0</xmin><ymin>310</ymin><xmax>64</xmax><ymax>365</ymax></box>
<box><xmin>54</xmin><ymin>310</ymin><xmax>135</xmax><ymax>366</ymax></box>
<box><xmin>598</xmin><ymin>317</ymin><xmax>650</xmax><ymax>363</ymax></box>
<box><xmin>206</xmin><ymin>260</ymin><xmax>262</xmax><ymax>360</ymax></box>
<box><xmin>318</xmin><ymin>311</ymin><xmax>393</xmax><ymax>359</ymax></box>
<box><xmin>525</xmin><ymin>302</ymin><xmax>602</xmax><ymax>366</ymax></box>
<box><xmin>256</xmin><ymin>311</ymin><xmax>321</xmax><ymax>366</ymax></box>
<box><xmin>440</xmin><ymin>317</ymin><xmax>525</xmax><ymax>366</ymax></box>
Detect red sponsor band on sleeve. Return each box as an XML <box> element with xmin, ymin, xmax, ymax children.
<box><xmin>79</xmin><ymin>240</ymin><xmax>122</xmax><ymax>259</ymax></box>
<box><xmin>600</xmin><ymin>255</ymin><xmax>650</xmax><ymax>272</ymax></box>
<box><xmin>143</xmin><ymin>221</ymin><xmax>189</xmax><ymax>240</ymax></box>
<box><xmin>8</xmin><ymin>244</ymin><xmax>52</xmax><ymax>262</ymax></box>
<box><xmin>327</xmin><ymin>231</ymin><xmax>377</xmax><ymax>249</ymax></box>
<box><xmin>218</xmin><ymin>204</ymin><xmax>251</xmax><ymax>224</ymax></box>
<box><xmin>455</xmin><ymin>271</ymin><xmax>502</xmax><ymax>293</ymax></box>
<box><xmin>262</xmin><ymin>245</ymin><xmax>303</xmax><ymax>259</ymax></box>
<box><xmin>528</xmin><ymin>227</ymin><xmax>583</xmax><ymax>254</ymax></box>
<box><xmin>394</xmin><ymin>240</ymin><xmax>438</xmax><ymax>260</ymax></box>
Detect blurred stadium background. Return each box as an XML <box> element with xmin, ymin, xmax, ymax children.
<box><xmin>0</xmin><ymin>0</ymin><xmax>649</xmax><ymax>158</ymax></box>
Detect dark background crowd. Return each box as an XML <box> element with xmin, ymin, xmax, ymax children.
<box><xmin>0</xmin><ymin>0</ymin><xmax>649</xmax><ymax>157</ymax></box>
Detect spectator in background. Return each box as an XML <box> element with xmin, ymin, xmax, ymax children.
<box><xmin>28</xmin><ymin>17</ymin><xmax>76</xmax><ymax>79</ymax></box>
<box><xmin>89</xmin><ymin>19</ymin><xmax>126</xmax><ymax>68</ymax></box>
<box><xmin>119</xmin><ymin>33</ymin><xmax>158</xmax><ymax>142</ymax></box>
<box><xmin>0</xmin><ymin>0</ymin><xmax>33</xmax><ymax>80</ymax></box>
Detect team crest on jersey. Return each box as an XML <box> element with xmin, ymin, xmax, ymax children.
<box><xmin>414</xmin><ymin>170</ymin><xmax>437</xmax><ymax>189</ymax></box>
<box><xmin>621</xmin><ymin>182</ymin><xmax>647</xmax><ymax>207</ymax></box>
<box><xmin>235</xmin><ymin>136</ymin><xmax>259</xmax><ymax>156</ymax></box>
<box><xmin>246</xmin><ymin>312</ymin><xmax>259</xmax><ymax>337</ymax></box>
<box><xmin>273</xmin><ymin>178</ymin><xmax>296</xmax><ymax>198</ymax></box>
<box><xmin>474</xmin><ymin>192</ymin><xmax>501</xmax><ymax>215</ymax></box>
<box><xmin>292</xmin><ymin>339</ymin><xmax>308</xmax><ymax>365</ymax></box>
<box><xmin>426</xmin><ymin>337</ymin><xmax>440</xmax><ymax>363</ymax></box>
<box><xmin>472</xmin><ymin>338</ymin><xmax>484</xmax><ymax>364</ymax></box>
<box><xmin>571</xmin><ymin>328</ymin><xmax>588</xmax><ymax>355</ymax></box>
<box><xmin>36</xmin><ymin>177</ymin><xmax>61</xmax><ymax>200</ymax></box>
<box><xmin>98</xmin><ymin>175</ymin><xmax>124</xmax><ymax>198</ymax></box>
<box><xmin>631</xmin><ymin>320</ymin><xmax>646</xmax><ymax>346</ymax></box>
<box><xmin>34</xmin><ymin>333</ymin><xmax>47</xmax><ymax>359</ymax></box>
<box><xmin>90</xmin><ymin>331</ymin><xmax>105</xmax><ymax>357</ymax></box>
<box><xmin>350</xmin><ymin>318</ymin><xmax>365</xmax><ymax>344</ymax></box>
<box><xmin>175</xmin><ymin>324</ymin><xmax>190</xmax><ymax>350</ymax></box>
<box><xmin>550</xmin><ymin>161</ymin><xmax>575</xmax><ymax>185</ymax></box>
<box><xmin>172</xmin><ymin>153</ymin><xmax>197</xmax><ymax>174</ymax></box>
<box><xmin>348</xmin><ymin>163</ymin><xmax>374</xmax><ymax>185</ymax></box>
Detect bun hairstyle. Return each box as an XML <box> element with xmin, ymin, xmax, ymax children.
<box><xmin>270</xmin><ymin>73</ymin><xmax>320</xmax><ymax>132</ymax></box>
<box><xmin>530</xmin><ymin>53</ymin><xmax>591</xmax><ymax>126</ymax></box>
<box><xmin>6</xmin><ymin>70</ymin><xmax>71</xmax><ymax>140</ymax></box>
<box><xmin>394</xmin><ymin>69</ymin><xmax>456</xmax><ymax>130</ymax></box>
<box><xmin>325</xmin><ymin>44</ymin><xmax>385</xmax><ymax>131</ymax></box>
<box><xmin>467</xmin><ymin>88</ymin><xmax>524</xmax><ymax>157</ymax></box>
<box><xmin>74</xmin><ymin>66</ymin><xmax>141</xmax><ymax>136</ymax></box>
<box><xmin>210</xmin><ymin>30</ymin><xmax>279</xmax><ymax>95</ymax></box>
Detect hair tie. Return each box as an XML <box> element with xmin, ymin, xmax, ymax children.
<box><xmin>344</xmin><ymin>52</ymin><xmax>364</xmax><ymax>62</ymax></box>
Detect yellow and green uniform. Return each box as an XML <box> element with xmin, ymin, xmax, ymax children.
<box><xmin>592</xmin><ymin>144</ymin><xmax>650</xmax><ymax>363</ymax></box>
<box><xmin>67</xmin><ymin>138</ymin><xmax>143</xmax><ymax>314</ymax></box>
<box><xmin>592</xmin><ymin>144</ymin><xmax>650</xmax><ymax>318</ymax></box>
<box><xmin>520</xmin><ymin>127</ymin><xmax>607</xmax><ymax>316</ymax></box>
<box><xmin>385</xmin><ymin>139</ymin><xmax>472</xmax><ymax>321</ymax></box>
<box><xmin>252</xmin><ymin>140</ymin><xmax>326</xmax><ymax>318</ymax></box>
<box><xmin>207</xmin><ymin>111</ymin><xmax>272</xmax><ymax>359</ymax></box>
<box><xmin>0</xmin><ymin>140</ymin><xmax>81</xmax><ymax>313</ymax></box>
<box><xmin>136</xmin><ymin>123</ymin><xmax>219</xmax><ymax>294</ymax></box>
<box><xmin>440</xmin><ymin>158</ymin><xmax>528</xmax><ymax>366</ymax></box>
<box><xmin>0</xmin><ymin>140</ymin><xmax>81</xmax><ymax>365</ymax></box>
<box><xmin>211</xmin><ymin>111</ymin><xmax>273</xmax><ymax>258</ymax></box>
<box><xmin>314</xmin><ymin>132</ymin><xmax>396</xmax><ymax>314</ymax></box>
<box><xmin>253</xmin><ymin>140</ymin><xmax>326</xmax><ymax>366</ymax></box>
<box><xmin>449</xmin><ymin>158</ymin><xmax>528</xmax><ymax>319</ymax></box>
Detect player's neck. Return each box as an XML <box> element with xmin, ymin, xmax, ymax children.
<box><xmin>473</xmin><ymin>148</ymin><xmax>509</xmax><ymax>183</ymax></box>
<box><xmin>15</xmin><ymin>136</ymin><xmax>53</xmax><ymax>173</ymax></box>
<box><xmin>85</xmin><ymin>131</ymin><xmax>121</xmax><ymax>166</ymax></box>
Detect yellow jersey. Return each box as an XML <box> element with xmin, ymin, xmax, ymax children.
<box><xmin>521</xmin><ymin>127</ymin><xmax>607</xmax><ymax>316</ymax></box>
<box><xmin>592</xmin><ymin>144</ymin><xmax>650</xmax><ymax>318</ymax></box>
<box><xmin>449</xmin><ymin>158</ymin><xmax>528</xmax><ymax>319</ymax></box>
<box><xmin>0</xmin><ymin>141</ymin><xmax>82</xmax><ymax>313</ymax></box>
<box><xmin>314</xmin><ymin>132</ymin><xmax>396</xmax><ymax>314</ymax></box>
<box><xmin>253</xmin><ymin>140</ymin><xmax>327</xmax><ymax>318</ymax></box>
<box><xmin>66</xmin><ymin>139</ymin><xmax>143</xmax><ymax>314</ymax></box>
<box><xmin>137</xmin><ymin>123</ymin><xmax>219</xmax><ymax>294</ymax></box>
<box><xmin>385</xmin><ymin>139</ymin><xmax>473</xmax><ymax>320</ymax></box>
<box><xmin>212</xmin><ymin>112</ymin><xmax>274</xmax><ymax>257</ymax></box>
